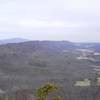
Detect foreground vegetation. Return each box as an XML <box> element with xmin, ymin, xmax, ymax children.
<box><xmin>36</xmin><ymin>83</ymin><xmax>60</xmax><ymax>100</ymax></box>
<box><xmin>0</xmin><ymin>82</ymin><xmax>60</xmax><ymax>100</ymax></box>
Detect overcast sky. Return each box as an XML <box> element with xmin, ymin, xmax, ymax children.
<box><xmin>0</xmin><ymin>0</ymin><xmax>100</xmax><ymax>42</ymax></box>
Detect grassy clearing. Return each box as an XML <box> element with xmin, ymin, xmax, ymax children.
<box><xmin>94</xmin><ymin>52</ymin><xmax>100</xmax><ymax>55</ymax></box>
<box><xmin>75</xmin><ymin>79</ymin><xmax>91</xmax><ymax>87</ymax></box>
<box><xmin>93</xmin><ymin>68</ymin><xmax>100</xmax><ymax>72</ymax></box>
<box><xmin>96</xmin><ymin>78</ymin><xmax>100</xmax><ymax>86</ymax></box>
<box><xmin>77</xmin><ymin>56</ymin><xmax>95</xmax><ymax>61</ymax></box>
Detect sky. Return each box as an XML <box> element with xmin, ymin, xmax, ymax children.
<box><xmin>0</xmin><ymin>0</ymin><xmax>100</xmax><ymax>42</ymax></box>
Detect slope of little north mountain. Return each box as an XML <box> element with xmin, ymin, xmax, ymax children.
<box><xmin>0</xmin><ymin>38</ymin><xmax>28</xmax><ymax>45</ymax></box>
<box><xmin>0</xmin><ymin>41</ymin><xmax>100</xmax><ymax>100</ymax></box>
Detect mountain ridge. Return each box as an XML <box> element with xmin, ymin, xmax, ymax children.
<box><xmin>0</xmin><ymin>38</ymin><xmax>29</xmax><ymax>45</ymax></box>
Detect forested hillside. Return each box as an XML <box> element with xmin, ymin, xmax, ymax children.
<box><xmin>0</xmin><ymin>41</ymin><xmax>100</xmax><ymax>100</ymax></box>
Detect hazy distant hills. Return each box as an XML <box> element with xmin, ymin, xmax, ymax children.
<box><xmin>0</xmin><ymin>38</ymin><xmax>100</xmax><ymax>51</ymax></box>
<box><xmin>0</xmin><ymin>38</ymin><xmax>29</xmax><ymax>45</ymax></box>
<box><xmin>75</xmin><ymin>43</ymin><xmax>100</xmax><ymax>52</ymax></box>
<box><xmin>0</xmin><ymin>41</ymin><xmax>100</xmax><ymax>100</ymax></box>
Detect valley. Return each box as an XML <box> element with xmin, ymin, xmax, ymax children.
<box><xmin>0</xmin><ymin>41</ymin><xmax>99</xmax><ymax>100</ymax></box>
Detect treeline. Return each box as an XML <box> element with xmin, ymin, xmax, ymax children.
<box><xmin>0</xmin><ymin>82</ymin><xmax>60</xmax><ymax>100</ymax></box>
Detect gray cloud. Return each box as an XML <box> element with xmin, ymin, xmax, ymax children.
<box><xmin>0</xmin><ymin>0</ymin><xmax>100</xmax><ymax>42</ymax></box>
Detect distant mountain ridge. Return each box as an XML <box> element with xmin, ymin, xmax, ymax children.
<box><xmin>0</xmin><ymin>38</ymin><xmax>29</xmax><ymax>45</ymax></box>
<box><xmin>0</xmin><ymin>39</ymin><xmax>100</xmax><ymax>52</ymax></box>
